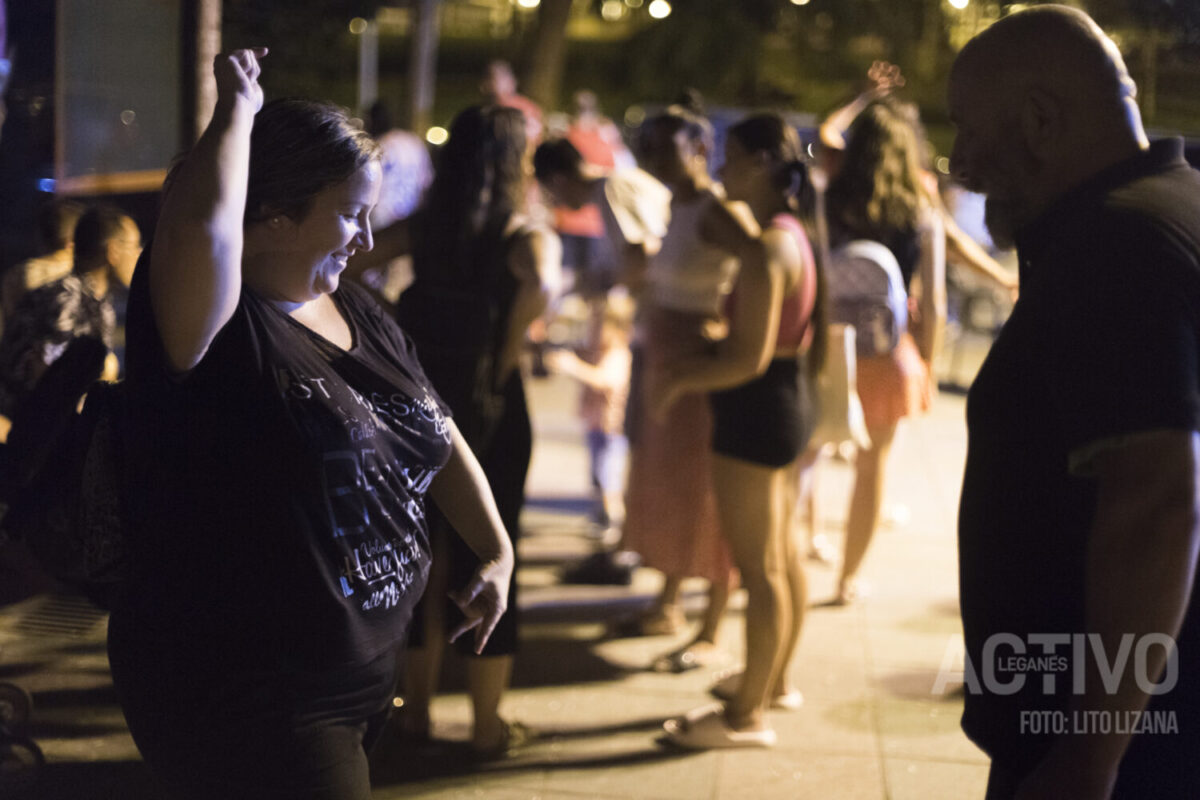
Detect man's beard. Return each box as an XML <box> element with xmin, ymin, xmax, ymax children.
<box><xmin>983</xmin><ymin>194</ymin><xmax>1022</xmax><ymax>250</ymax></box>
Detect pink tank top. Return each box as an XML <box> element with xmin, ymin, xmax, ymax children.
<box><xmin>725</xmin><ymin>213</ymin><xmax>817</xmax><ymax>352</ymax></box>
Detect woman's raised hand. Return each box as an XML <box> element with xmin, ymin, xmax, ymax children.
<box><xmin>214</xmin><ymin>48</ymin><xmax>268</xmax><ymax>113</ymax></box>
<box><xmin>867</xmin><ymin>60</ymin><xmax>904</xmax><ymax>95</ymax></box>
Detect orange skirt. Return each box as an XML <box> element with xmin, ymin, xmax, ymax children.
<box><xmin>855</xmin><ymin>333</ymin><xmax>931</xmax><ymax>430</ymax></box>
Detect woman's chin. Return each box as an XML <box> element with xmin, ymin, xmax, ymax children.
<box><xmin>315</xmin><ymin>271</ymin><xmax>341</xmax><ymax>296</ymax></box>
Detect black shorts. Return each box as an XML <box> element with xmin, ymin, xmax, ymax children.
<box><xmin>709</xmin><ymin>356</ymin><xmax>816</xmax><ymax>468</ymax></box>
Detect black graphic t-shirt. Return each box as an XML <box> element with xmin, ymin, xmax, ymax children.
<box><xmin>121</xmin><ymin>261</ymin><xmax>451</xmax><ymax>670</ymax></box>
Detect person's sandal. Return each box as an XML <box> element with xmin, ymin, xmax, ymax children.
<box><xmin>653</xmin><ymin>641</ymin><xmax>722</xmax><ymax>673</ymax></box>
<box><xmin>471</xmin><ymin>719</ymin><xmax>533</xmax><ymax>761</ymax></box>
<box><xmin>662</xmin><ymin>704</ymin><xmax>776</xmax><ymax>749</ymax></box>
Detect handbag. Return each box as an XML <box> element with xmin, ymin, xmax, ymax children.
<box><xmin>808</xmin><ymin>323</ymin><xmax>872</xmax><ymax>452</ymax></box>
<box><xmin>827</xmin><ymin>240</ymin><xmax>909</xmax><ymax>358</ymax></box>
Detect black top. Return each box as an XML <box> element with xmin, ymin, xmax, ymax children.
<box><xmin>958</xmin><ymin>138</ymin><xmax>1200</xmax><ymax>769</ymax></box>
<box><xmin>119</xmin><ymin>259</ymin><xmax>452</xmax><ymax>670</ymax></box>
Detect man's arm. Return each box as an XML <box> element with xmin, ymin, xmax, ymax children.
<box><xmin>1017</xmin><ymin>430</ymin><xmax>1200</xmax><ymax>799</ymax></box>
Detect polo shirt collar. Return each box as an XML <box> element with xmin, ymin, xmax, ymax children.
<box><xmin>1014</xmin><ymin>137</ymin><xmax>1186</xmax><ymax>259</ymax></box>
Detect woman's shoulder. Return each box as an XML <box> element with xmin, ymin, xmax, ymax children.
<box><xmin>504</xmin><ymin>216</ymin><xmax>561</xmax><ymax>269</ymax></box>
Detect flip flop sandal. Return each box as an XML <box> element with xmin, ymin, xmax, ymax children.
<box><xmin>663</xmin><ymin>704</ymin><xmax>777</xmax><ymax>750</ymax></box>
<box><xmin>471</xmin><ymin>719</ymin><xmax>533</xmax><ymax>761</ymax></box>
<box><xmin>653</xmin><ymin>642</ymin><xmax>721</xmax><ymax>673</ymax></box>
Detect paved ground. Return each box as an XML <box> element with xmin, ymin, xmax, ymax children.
<box><xmin>0</xmin><ymin>333</ymin><xmax>996</xmax><ymax>800</ymax></box>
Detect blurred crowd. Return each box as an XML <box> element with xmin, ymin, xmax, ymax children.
<box><xmin>0</xmin><ymin>44</ymin><xmax>1016</xmax><ymax>793</ymax></box>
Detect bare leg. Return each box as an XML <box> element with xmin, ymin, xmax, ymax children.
<box><xmin>712</xmin><ymin>454</ymin><xmax>793</xmax><ymax>731</ymax></box>
<box><xmin>640</xmin><ymin>575</ymin><xmax>685</xmax><ymax>634</ymax></box>
<box><xmin>694</xmin><ymin>575</ymin><xmax>733</xmax><ymax>646</ymax></box>
<box><xmin>838</xmin><ymin>422</ymin><xmax>898</xmax><ymax>601</ymax></box>
<box><xmin>774</xmin><ymin>460</ymin><xmax>808</xmax><ymax>697</ymax></box>
<box><xmin>468</xmin><ymin>654</ymin><xmax>514</xmax><ymax>752</ymax></box>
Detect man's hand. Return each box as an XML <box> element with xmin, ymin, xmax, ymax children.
<box><xmin>447</xmin><ymin>556</ymin><xmax>512</xmax><ymax>655</ymax></box>
<box><xmin>214</xmin><ymin>48</ymin><xmax>267</xmax><ymax>114</ymax></box>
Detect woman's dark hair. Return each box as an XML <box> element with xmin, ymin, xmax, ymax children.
<box><xmin>244</xmin><ymin>98</ymin><xmax>381</xmax><ymax>224</ymax></box>
<box><xmin>825</xmin><ymin>101</ymin><xmax>927</xmax><ymax>244</ymax></box>
<box><xmin>636</xmin><ymin>105</ymin><xmax>714</xmax><ymax>163</ymax></box>
<box><xmin>727</xmin><ymin>112</ymin><xmax>828</xmax><ymax>377</ymax></box>
<box><xmin>533</xmin><ymin>137</ymin><xmax>584</xmax><ymax>184</ymax></box>
<box><xmin>414</xmin><ymin>104</ymin><xmax>527</xmax><ymax>282</ymax></box>
<box><xmin>727</xmin><ymin>113</ymin><xmax>813</xmax><ymax>216</ymax></box>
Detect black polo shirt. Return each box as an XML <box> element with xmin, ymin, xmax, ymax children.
<box><xmin>958</xmin><ymin>139</ymin><xmax>1200</xmax><ymax>786</ymax></box>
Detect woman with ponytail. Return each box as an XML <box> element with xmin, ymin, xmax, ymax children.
<box><xmin>651</xmin><ymin>112</ymin><xmax>824</xmax><ymax>748</ymax></box>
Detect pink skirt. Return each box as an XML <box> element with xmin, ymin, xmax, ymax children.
<box><xmin>622</xmin><ymin>307</ymin><xmax>733</xmax><ymax>584</ymax></box>
<box><xmin>855</xmin><ymin>333</ymin><xmax>931</xmax><ymax>430</ymax></box>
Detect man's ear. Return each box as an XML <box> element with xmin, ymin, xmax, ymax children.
<box><xmin>1020</xmin><ymin>87</ymin><xmax>1062</xmax><ymax>160</ymax></box>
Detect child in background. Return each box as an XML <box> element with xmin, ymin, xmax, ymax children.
<box><xmin>545</xmin><ymin>291</ymin><xmax>634</xmax><ymax>536</ymax></box>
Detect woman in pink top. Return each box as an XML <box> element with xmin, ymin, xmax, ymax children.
<box><xmin>652</xmin><ymin>113</ymin><xmax>825</xmax><ymax>748</ymax></box>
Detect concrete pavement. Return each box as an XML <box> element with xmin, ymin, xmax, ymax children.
<box><xmin>0</xmin><ymin>338</ymin><xmax>992</xmax><ymax>800</ymax></box>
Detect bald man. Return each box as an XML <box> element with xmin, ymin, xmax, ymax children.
<box><xmin>950</xmin><ymin>6</ymin><xmax>1200</xmax><ymax>799</ymax></box>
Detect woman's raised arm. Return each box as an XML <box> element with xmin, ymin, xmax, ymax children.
<box><xmin>150</xmin><ymin>48</ymin><xmax>266</xmax><ymax>373</ymax></box>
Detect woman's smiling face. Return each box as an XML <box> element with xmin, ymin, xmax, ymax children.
<box><xmin>273</xmin><ymin>159</ymin><xmax>382</xmax><ymax>301</ymax></box>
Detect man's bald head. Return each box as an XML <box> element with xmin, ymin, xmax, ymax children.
<box><xmin>953</xmin><ymin>4</ymin><xmax>1139</xmax><ymax>132</ymax></box>
<box><xmin>948</xmin><ymin>5</ymin><xmax>1148</xmax><ymax>244</ymax></box>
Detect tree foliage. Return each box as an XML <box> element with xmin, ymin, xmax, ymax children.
<box><xmin>222</xmin><ymin>0</ymin><xmax>392</xmax><ymax>102</ymax></box>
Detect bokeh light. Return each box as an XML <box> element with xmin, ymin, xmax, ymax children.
<box><xmin>648</xmin><ymin>0</ymin><xmax>671</xmax><ymax>20</ymax></box>
<box><xmin>601</xmin><ymin>0</ymin><xmax>626</xmax><ymax>21</ymax></box>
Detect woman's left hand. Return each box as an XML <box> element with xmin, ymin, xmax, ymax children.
<box><xmin>648</xmin><ymin>369</ymin><xmax>685</xmax><ymax>423</ymax></box>
<box><xmin>447</xmin><ymin>556</ymin><xmax>513</xmax><ymax>654</ymax></box>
